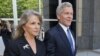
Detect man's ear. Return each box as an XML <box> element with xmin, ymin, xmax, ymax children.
<box><xmin>57</xmin><ymin>15</ymin><xmax>60</xmax><ymax>20</ymax></box>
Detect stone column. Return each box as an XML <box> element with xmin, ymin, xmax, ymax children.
<box><xmin>93</xmin><ymin>0</ymin><xmax>100</xmax><ymax>49</ymax></box>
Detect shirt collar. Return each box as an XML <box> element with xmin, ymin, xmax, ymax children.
<box><xmin>59</xmin><ymin>23</ymin><xmax>69</xmax><ymax>33</ymax></box>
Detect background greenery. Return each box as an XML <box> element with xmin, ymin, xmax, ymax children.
<box><xmin>0</xmin><ymin>0</ymin><xmax>41</xmax><ymax>18</ymax></box>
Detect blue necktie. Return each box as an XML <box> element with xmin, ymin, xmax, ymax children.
<box><xmin>67</xmin><ymin>29</ymin><xmax>75</xmax><ymax>53</ymax></box>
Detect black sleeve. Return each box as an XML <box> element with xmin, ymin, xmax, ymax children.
<box><xmin>44</xmin><ymin>32</ymin><xmax>56</xmax><ymax>56</ymax></box>
<box><xmin>4</xmin><ymin>40</ymin><xmax>19</xmax><ymax>56</ymax></box>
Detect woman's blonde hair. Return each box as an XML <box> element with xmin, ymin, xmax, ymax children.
<box><xmin>13</xmin><ymin>10</ymin><xmax>42</xmax><ymax>39</ymax></box>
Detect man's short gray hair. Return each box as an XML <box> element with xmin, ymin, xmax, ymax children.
<box><xmin>56</xmin><ymin>2</ymin><xmax>73</xmax><ymax>15</ymax></box>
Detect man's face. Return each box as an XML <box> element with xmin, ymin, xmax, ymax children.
<box><xmin>57</xmin><ymin>7</ymin><xmax>73</xmax><ymax>27</ymax></box>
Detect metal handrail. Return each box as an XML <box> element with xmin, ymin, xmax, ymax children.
<box><xmin>1</xmin><ymin>18</ymin><xmax>76</xmax><ymax>22</ymax></box>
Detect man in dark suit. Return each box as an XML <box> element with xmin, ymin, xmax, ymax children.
<box><xmin>44</xmin><ymin>2</ymin><xmax>76</xmax><ymax>56</ymax></box>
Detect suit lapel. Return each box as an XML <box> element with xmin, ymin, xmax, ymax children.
<box><xmin>18</xmin><ymin>36</ymin><xmax>34</xmax><ymax>56</ymax></box>
<box><xmin>56</xmin><ymin>24</ymin><xmax>72</xmax><ymax>52</ymax></box>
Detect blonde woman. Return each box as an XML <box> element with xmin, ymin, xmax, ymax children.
<box><xmin>4</xmin><ymin>10</ymin><xmax>46</xmax><ymax>56</ymax></box>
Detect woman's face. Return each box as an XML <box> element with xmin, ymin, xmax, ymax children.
<box><xmin>23</xmin><ymin>15</ymin><xmax>41</xmax><ymax>37</ymax></box>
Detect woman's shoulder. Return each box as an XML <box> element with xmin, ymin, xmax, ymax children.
<box><xmin>4</xmin><ymin>38</ymin><xmax>20</xmax><ymax>56</ymax></box>
<box><xmin>36</xmin><ymin>38</ymin><xmax>45</xmax><ymax>45</ymax></box>
<box><xmin>8</xmin><ymin>39</ymin><xmax>18</xmax><ymax>47</ymax></box>
<box><xmin>7</xmin><ymin>37</ymin><xmax>25</xmax><ymax>51</ymax></box>
<box><xmin>8</xmin><ymin>36</ymin><xmax>24</xmax><ymax>47</ymax></box>
<box><xmin>36</xmin><ymin>38</ymin><xmax>43</xmax><ymax>43</ymax></box>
